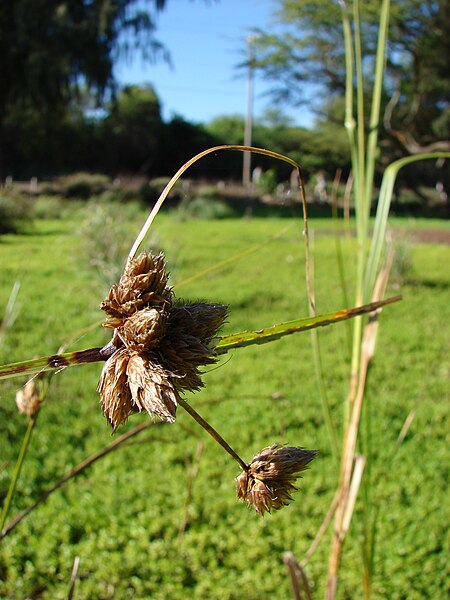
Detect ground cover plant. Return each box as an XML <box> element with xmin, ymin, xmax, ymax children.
<box><xmin>0</xmin><ymin>200</ymin><xmax>449</xmax><ymax>598</ymax></box>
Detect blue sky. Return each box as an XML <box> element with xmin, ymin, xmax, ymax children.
<box><xmin>115</xmin><ymin>0</ymin><xmax>314</xmax><ymax>127</ymax></box>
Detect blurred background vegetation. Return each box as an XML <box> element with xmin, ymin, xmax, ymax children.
<box><xmin>0</xmin><ymin>1</ymin><xmax>448</xmax><ymax>206</ymax></box>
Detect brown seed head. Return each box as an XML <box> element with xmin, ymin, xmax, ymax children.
<box><xmin>98</xmin><ymin>347</ymin><xmax>135</xmax><ymax>431</ymax></box>
<box><xmin>121</xmin><ymin>308</ymin><xmax>167</xmax><ymax>351</ymax></box>
<box><xmin>16</xmin><ymin>379</ymin><xmax>41</xmax><ymax>418</ymax></box>
<box><xmin>168</xmin><ymin>303</ymin><xmax>228</xmax><ymax>344</ymax></box>
<box><xmin>127</xmin><ymin>352</ymin><xmax>178</xmax><ymax>423</ymax></box>
<box><xmin>158</xmin><ymin>333</ymin><xmax>216</xmax><ymax>392</ymax></box>
<box><xmin>236</xmin><ymin>444</ymin><xmax>317</xmax><ymax>515</ymax></box>
<box><xmin>100</xmin><ymin>252</ymin><xmax>172</xmax><ymax>327</ymax></box>
<box><xmin>97</xmin><ymin>254</ymin><xmax>228</xmax><ymax>429</ymax></box>
<box><xmin>156</xmin><ymin>302</ymin><xmax>228</xmax><ymax>392</ymax></box>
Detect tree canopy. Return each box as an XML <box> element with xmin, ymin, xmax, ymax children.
<box><xmin>0</xmin><ymin>0</ymin><xmax>168</xmax><ymax>176</ymax></box>
<box><xmin>252</xmin><ymin>0</ymin><xmax>450</xmax><ymax>153</ymax></box>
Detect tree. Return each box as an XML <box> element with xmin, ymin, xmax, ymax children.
<box><xmin>101</xmin><ymin>84</ymin><xmax>164</xmax><ymax>174</ymax></box>
<box><xmin>206</xmin><ymin>112</ymin><xmax>350</xmax><ymax>179</ymax></box>
<box><xmin>0</xmin><ymin>0</ymin><xmax>168</xmax><ymax>177</ymax></box>
<box><xmin>252</xmin><ymin>0</ymin><xmax>450</xmax><ymax>155</ymax></box>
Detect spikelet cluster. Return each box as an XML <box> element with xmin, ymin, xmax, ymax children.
<box><xmin>16</xmin><ymin>379</ymin><xmax>41</xmax><ymax>418</ymax></box>
<box><xmin>236</xmin><ymin>444</ymin><xmax>317</xmax><ymax>515</ymax></box>
<box><xmin>98</xmin><ymin>253</ymin><xmax>227</xmax><ymax>430</ymax></box>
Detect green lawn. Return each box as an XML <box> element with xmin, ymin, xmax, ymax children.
<box><xmin>1</xmin><ymin>205</ymin><xmax>449</xmax><ymax>599</ymax></box>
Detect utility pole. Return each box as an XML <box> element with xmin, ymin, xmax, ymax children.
<box><xmin>242</xmin><ymin>36</ymin><xmax>255</xmax><ymax>189</ymax></box>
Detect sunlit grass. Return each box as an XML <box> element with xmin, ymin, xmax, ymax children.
<box><xmin>1</xmin><ymin>208</ymin><xmax>448</xmax><ymax>598</ymax></box>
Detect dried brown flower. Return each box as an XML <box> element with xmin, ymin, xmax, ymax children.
<box><xmin>16</xmin><ymin>379</ymin><xmax>41</xmax><ymax>418</ymax></box>
<box><xmin>97</xmin><ymin>347</ymin><xmax>135</xmax><ymax>430</ymax></box>
<box><xmin>100</xmin><ymin>253</ymin><xmax>172</xmax><ymax>329</ymax></box>
<box><xmin>236</xmin><ymin>444</ymin><xmax>317</xmax><ymax>515</ymax></box>
<box><xmin>121</xmin><ymin>308</ymin><xmax>167</xmax><ymax>351</ymax></box>
<box><xmin>98</xmin><ymin>253</ymin><xmax>228</xmax><ymax>430</ymax></box>
<box><xmin>168</xmin><ymin>302</ymin><xmax>228</xmax><ymax>344</ymax></box>
<box><xmin>127</xmin><ymin>353</ymin><xmax>178</xmax><ymax>422</ymax></box>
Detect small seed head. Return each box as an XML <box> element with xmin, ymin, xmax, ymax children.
<box><xmin>236</xmin><ymin>444</ymin><xmax>317</xmax><ymax>515</ymax></box>
<box><xmin>16</xmin><ymin>379</ymin><xmax>41</xmax><ymax>418</ymax></box>
<box><xmin>100</xmin><ymin>252</ymin><xmax>172</xmax><ymax>327</ymax></box>
<box><xmin>121</xmin><ymin>308</ymin><xmax>167</xmax><ymax>351</ymax></box>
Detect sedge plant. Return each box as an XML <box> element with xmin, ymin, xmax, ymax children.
<box><xmin>0</xmin><ymin>146</ymin><xmax>400</xmax><ymax>545</ymax></box>
<box><xmin>320</xmin><ymin>1</ymin><xmax>450</xmax><ymax>598</ymax></box>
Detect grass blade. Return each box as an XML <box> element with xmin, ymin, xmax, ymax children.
<box><xmin>128</xmin><ymin>144</ymin><xmax>301</xmax><ymax>261</ymax></box>
<box><xmin>216</xmin><ymin>296</ymin><xmax>401</xmax><ymax>354</ymax></box>
<box><xmin>364</xmin><ymin>152</ymin><xmax>450</xmax><ymax>299</ymax></box>
<box><xmin>0</xmin><ymin>297</ymin><xmax>401</xmax><ymax>382</ymax></box>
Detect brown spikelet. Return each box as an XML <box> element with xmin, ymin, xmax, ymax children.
<box><xmin>127</xmin><ymin>353</ymin><xmax>178</xmax><ymax>422</ymax></box>
<box><xmin>157</xmin><ymin>302</ymin><xmax>228</xmax><ymax>391</ymax></box>
<box><xmin>158</xmin><ymin>333</ymin><xmax>216</xmax><ymax>391</ymax></box>
<box><xmin>98</xmin><ymin>347</ymin><xmax>135</xmax><ymax>430</ymax></box>
<box><xmin>16</xmin><ymin>379</ymin><xmax>41</xmax><ymax>418</ymax></box>
<box><xmin>97</xmin><ymin>253</ymin><xmax>228</xmax><ymax>430</ymax></box>
<box><xmin>168</xmin><ymin>303</ymin><xmax>228</xmax><ymax>343</ymax></box>
<box><xmin>121</xmin><ymin>308</ymin><xmax>167</xmax><ymax>351</ymax></box>
<box><xmin>100</xmin><ymin>252</ymin><xmax>172</xmax><ymax>327</ymax></box>
<box><xmin>236</xmin><ymin>444</ymin><xmax>317</xmax><ymax>515</ymax></box>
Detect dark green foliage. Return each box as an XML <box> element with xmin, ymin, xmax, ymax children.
<box><xmin>0</xmin><ymin>193</ymin><xmax>32</xmax><ymax>234</ymax></box>
<box><xmin>253</xmin><ymin>0</ymin><xmax>450</xmax><ymax>154</ymax></box>
<box><xmin>205</xmin><ymin>113</ymin><xmax>350</xmax><ymax>180</ymax></box>
<box><xmin>0</xmin><ymin>0</ymin><xmax>168</xmax><ymax>177</ymax></box>
<box><xmin>3</xmin><ymin>84</ymin><xmax>221</xmax><ymax>180</ymax></box>
<box><xmin>56</xmin><ymin>173</ymin><xmax>111</xmax><ymax>199</ymax></box>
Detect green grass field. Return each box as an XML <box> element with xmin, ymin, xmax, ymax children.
<box><xmin>1</xmin><ymin>203</ymin><xmax>449</xmax><ymax>599</ymax></box>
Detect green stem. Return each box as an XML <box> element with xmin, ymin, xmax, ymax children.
<box><xmin>364</xmin><ymin>0</ymin><xmax>391</xmax><ymax>241</ymax></box>
<box><xmin>354</xmin><ymin>0</ymin><xmax>366</xmax><ymax>232</ymax></box>
<box><xmin>0</xmin><ymin>413</ymin><xmax>38</xmax><ymax>531</ymax></box>
<box><xmin>339</xmin><ymin>1</ymin><xmax>359</xmax><ymax>198</ymax></box>
<box><xmin>311</xmin><ymin>330</ymin><xmax>339</xmax><ymax>460</ymax></box>
<box><xmin>0</xmin><ymin>298</ymin><xmax>402</xmax><ymax>382</ymax></box>
<box><xmin>331</xmin><ymin>174</ymin><xmax>352</xmax><ymax>357</ymax></box>
<box><xmin>177</xmin><ymin>397</ymin><xmax>248</xmax><ymax>472</ymax></box>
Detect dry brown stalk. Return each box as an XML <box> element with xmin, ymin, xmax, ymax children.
<box><xmin>341</xmin><ymin>454</ymin><xmax>365</xmax><ymax>535</ymax></box>
<box><xmin>300</xmin><ymin>489</ymin><xmax>340</xmax><ymax>568</ymax></box>
<box><xmin>326</xmin><ymin>249</ymin><xmax>394</xmax><ymax>599</ymax></box>
<box><xmin>396</xmin><ymin>408</ymin><xmax>417</xmax><ymax>445</ymax></box>
<box><xmin>67</xmin><ymin>555</ymin><xmax>80</xmax><ymax>600</ymax></box>
<box><xmin>284</xmin><ymin>551</ymin><xmax>313</xmax><ymax>600</ymax></box>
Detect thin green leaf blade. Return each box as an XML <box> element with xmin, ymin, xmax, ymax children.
<box><xmin>364</xmin><ymin>152</ymin><xmax>450</xmax><ymax>300</ymax></box>
<box><xmin>216</xmin><ymin>296</ymin><xmax>401</xmax><ymax>354</ymax></box>
<box><xmin>0</xmin><ymin>297</ymin><xmax>401</xmax><ymax>382</ymax></box>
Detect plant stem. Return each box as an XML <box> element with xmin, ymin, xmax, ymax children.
<box><xmin>0</xmin><ymin>413</ymin><xmax>38</xmax><ymax>531</ymax></box>
<box><xmin>128</xmin><ymin>145</ymin><xmax>300</xmax><ymax>261</ymax></box>
<box><xmin>353</xmin><ymin>0</ymin><xmax>367</xmax><ymax>230</ymax></box>
<box><xmin>1</xmin><ymin>420</ymin><xmax>159</xmax><ymax>539</ymax></box>
<box><xmin>177</xmin><ymin>397</ymin><xmax>248</xmax><ymax>472</ymax></box>
<box><xmin>0</xmin><ymin>298</ymin><xmax>401</xmax><ymax>382</ymax></box>
<box><xmin>365</xmin><ymin>0</ymin><xmax>391</xmax><ymax>224</ymax></box>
